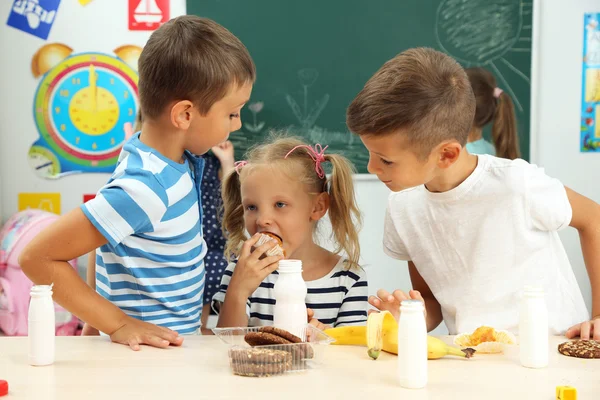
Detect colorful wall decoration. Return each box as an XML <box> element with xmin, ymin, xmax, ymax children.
<box><xmin>581</xmin><ymin>13</ymin><xmax>600</xmax><ymax>152</ymax></box>
<box><xmin>6</xmin><ymin>0</ymin><xmax>61</xmax><ymax>40</ymax></box>
<box><xmin>128</xmin><ymin>0</ymin><xmax>169</xmax><ymax>31</ymax></box>
<box><xmin>28</xmin><ymin>43</ymin><xmax>141</xmax><ymax>178</ymax></box>
<box><xmin>18</xmin><ymin>193</ymin><xmax>61</xmax><ymax>214</ymax></box>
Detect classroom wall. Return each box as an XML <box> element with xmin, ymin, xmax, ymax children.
<box><xmin>530</xmin><ymin>0</ymin><xmax>598</xmax><ymax>316</ymax></box>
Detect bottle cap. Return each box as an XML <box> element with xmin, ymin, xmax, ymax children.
<box><xmin>0</xmin><ymin>380</ymin><xmax>8</xmax><ymax>396</ymax></box>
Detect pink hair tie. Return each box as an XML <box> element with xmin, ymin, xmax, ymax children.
<box><xmin>234</xmin><ymin>160</ymin><xmax>247</xmax><ymax>175</ymax></box>
<box><xmin>493</xmin><ymin>87</ymin><xmax>503</xmax><ymax>98</ymax></box>
<box><xmin>285</xmin><ymin>143</ymin><xmax>329</xmax><ymax>179</ymax></box>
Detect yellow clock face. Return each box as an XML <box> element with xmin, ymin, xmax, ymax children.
<box><xmin>67</xmin><ymin>64</ymin><xmax>121</xmax><ymax>136</ymax></box>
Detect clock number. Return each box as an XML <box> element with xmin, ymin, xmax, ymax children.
<box><xmin>60</xmin><ymin>124</ymin><xmax>66</xmax><ymax>132</ymax></box>
<box><xmin>124</xmin><ymin>91</ymin><xmax>129</xmax><ymax>99</ymax></box>
<box><xmin>71</xmin><ymin>78</ymin><xmax>81</xmax><ymax>85</ymax></box>
<box><xmin>110</xmin><ymin>78</ymin><xmax>115</xmax><ymax>85</ymax></box>
<box><xmin>92</xmin><ymin>143</ymin><xmax>98</xmax><ymax>150</ymax></box>
<box><xmin>60</xmin><ymin>90</ymin><xmax>69</xmax><ymax>97</ymax></box>
<box><xmin>55</xmin><ymin>107</ymin><xmax>60</xmax><ymax>114</ymax></box>
<box><xmin>110</xmin><ymin>138</ymin><xmax>116</xmax><ymax>145</ymax></box>
<box><xmin>128</xmin><ymin>108</ymin><xmax>134</xmax><ymax>116</ymax></box>
<box><xmin>76</xmin><ymin>137</ymin><xmax>80</xmax><ymax>145</ymax></box>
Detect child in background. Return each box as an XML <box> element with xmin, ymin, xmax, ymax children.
<box><xmin>465</xmin><ymin>67</ymin><xmax>520</xmax><ymax>159</ymax></box>
<box><xmin>346</xmin><ymin>47</ymin><xmax>599</xmax><ymax>340</ymax></box>
<box><xmin>83</xmin><ymin>113</ymin><xmax>236</xmax><ymax>335</ymax></box>
<box><xmin>213</xmin><ymin>136</ymin><xmax>368</xmax><ymax>329</ymax></box>
<box><xmin>20</xmin><ymin>16</ymin><xmax>255</xmax><ymax>349</ymax></box>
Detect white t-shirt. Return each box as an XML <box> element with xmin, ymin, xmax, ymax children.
<box><xmin>384</xmin><ymin>155</ymin><xmax>589</xmax><ymax>335</ymax></box>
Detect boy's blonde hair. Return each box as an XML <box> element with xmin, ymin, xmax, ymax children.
<box><xmin>346</xmin><ymin>47</ymin><xmax>476</xmax><ymax>158</ymax></box>
<box><xmin>138</xmin><ymin>15</ymin><xmax>256</xmax><ymax>119</ymax></box>
<box><xmin>221</xmin><ymin>135</ymin><xmax>362</xmax><ymax>269</ymax></box>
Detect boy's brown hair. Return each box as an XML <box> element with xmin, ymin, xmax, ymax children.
<box><xmin>138</xmin><ymin>15</ymin><xmax>256</xmax><ymax>119</ymax></box>
<box><xmin>346</xmin><ymin>47</ymin><xmax>475</xmax><ymax>158</ymax></box>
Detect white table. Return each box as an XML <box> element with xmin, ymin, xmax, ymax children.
<box><xmin>0</xmin><ymin>336</ymin><xmax>597</xmax><ymax>399</ymax></box>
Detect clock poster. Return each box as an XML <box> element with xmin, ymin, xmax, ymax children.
<box><xmin>28</xmin><ymin>42</ymin><xmax>141</xmax><ymax>179</ymax></box>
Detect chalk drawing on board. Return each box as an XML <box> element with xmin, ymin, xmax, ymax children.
<box><xmin>244</xmin><ymin>102</ymin><xmax>265</xmax><ymax>133</ymax></box>
<box><xmin>285</xmin><ymin>69</ymin><xmax>330</xmax><ymax>129</ymax></box>
<box><xmin>435</xmin><ymin>0</ymin><xmax>532</xmax><ymax>112</ymax></box>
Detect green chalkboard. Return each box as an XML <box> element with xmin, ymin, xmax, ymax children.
<box><xmin>188</xmin><ymin>0</ymin><xmax>532</xmax><ymax>173</ymax></box>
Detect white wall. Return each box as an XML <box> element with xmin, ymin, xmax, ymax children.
<box><xmin>530</xmin><ymin>0</ymin><xmax>598</xmax><ymax>315</ymax></box>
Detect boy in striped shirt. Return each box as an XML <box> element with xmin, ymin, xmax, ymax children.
<box><xmin>19</xmin><ymin>16</ymin><xmax>255</xmax><ymax>350</ymax></box>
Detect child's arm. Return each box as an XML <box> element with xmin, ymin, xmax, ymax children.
<box><xmin>19</xmin><ymin>208</ymin><xmax>183</xmax><ymax>349</ymax></box>
<box><xmin>81</xmin><ymin>251</ymin><xmax>99</xmax><ymax>336</ymax></box>
<box><xmin>211</xmin><ymin>141</ymin><xmax>235</xmax><ymax>181</ymax></box>
<box><xmin>216</xmin><ymin>235</ymin><xmax>282</xmax><ymax>327</ymax></box>
<box><xmin>368</xmin><ymin>262</ymin><xmax>442</xmax><ymax>332</ymax></box>
<box><xmin>564</xmin><ymin>187</ymin><xmax>600</xmax><ymax>340</ymax></box>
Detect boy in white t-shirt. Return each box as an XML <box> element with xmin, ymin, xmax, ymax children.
<box><xmin>346</xmin><ymin>47</ymin><xmax>599</xmax><ymax>339</ymax></box>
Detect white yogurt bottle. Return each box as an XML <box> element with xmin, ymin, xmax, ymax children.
<box><xmin>519</xmin><ymin>286</ymin><xmax>549</xmax><ymax>368</ymax></box>
<box><xmin>397</xmin><ymin>299</ymin><xmax>427</xmax><ymax>389</ymax></box>
<box><xmin>273</xmin><ymin>260</ymin><xmax>307</xmax><ymax>338</ymax></box>
<box><xmin>28</xmin><ymin>284</ymin><xmax>55</xmax><ymax>366</ymax></box>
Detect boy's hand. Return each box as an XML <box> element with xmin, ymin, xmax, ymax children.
<box><xmin>109</xmin><ymin>316</ymin><xmax>184</xmax><ymax>351</ymax></box>
<box><xmin>565</xmin><ymin>316</ymin><xmax>600</xmax><ymax>340</ymax></box>
<box><xmin>307</xmin><ymin>308</ymin><xmax>331</xmax><ymax>331</ymax></box>
<box><xmin>368</xmin><ymin>289</ymin><xmax>426</xmax><ymax>321</ymax></box>
<box><xmin>228</xmin><ymin>234</ymin><xmax>283</xmax><ymax>298</ymax></box>
<box><xmin>81</xmin><ymin>323</ymin><xmax>100</xmax><ymax>336</ymax></box>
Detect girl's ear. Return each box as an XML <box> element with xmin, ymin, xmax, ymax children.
<box><xmin>310</xmin><ymin>192</ymin><xmax>330</xmax><ymax>221</ymax></box>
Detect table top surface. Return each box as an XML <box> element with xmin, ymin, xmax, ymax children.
<box><xmin>0</xmin><ymin>335</ymin><xmax>597</xmax><ymax>399</ymax></box>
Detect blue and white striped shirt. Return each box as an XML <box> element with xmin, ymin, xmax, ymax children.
<box><xmin>81</xmin><ymin>133</ymin><xmax>206</xmax><ymax>334</ymax></box>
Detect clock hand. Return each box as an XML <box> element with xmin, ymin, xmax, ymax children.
<box><xmin>89</xmin><ymin>64</ymin><xmax>97</xmax><ymax>112</ymax></box>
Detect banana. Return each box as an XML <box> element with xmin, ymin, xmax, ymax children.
<box><xmin>324</xmin><ymin>311</ymin><xmax>475</xmax><ymax>360</ymax></box>
<box><xmin>324</xmin><ymin>325</ymin><xmax>367</xmax><ymax>346</ymax></box>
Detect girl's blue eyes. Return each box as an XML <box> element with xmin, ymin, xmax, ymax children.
<box><xmin>245</xmin><ymin>203</ymin><xmax>287</xmax><ymax>211</ymax></box>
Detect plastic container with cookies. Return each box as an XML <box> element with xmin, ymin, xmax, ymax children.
<box><xmin>454</xmin><ymin>326</ymin><xmax>517</xmax><ymax>354</ymax></box>
<box><xmin>213</xmin><ymin>325</ymin><xmax>334</xmax><ymax>377</ymax></box>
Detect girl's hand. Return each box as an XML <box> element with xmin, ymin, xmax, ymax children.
<box><xmin>307</xmin><ymin>308</ymin><xmax>331</xmax><ymax>331</ymax></box>
<box><xmin>228</xmin><ymin>234</ymin><xmax>283</xmax><ymax>298</ymax></box>
<box><xmin>368</xmin><ymin>289</ymin><xmax>426</xmax><ymax>321</ymax></box>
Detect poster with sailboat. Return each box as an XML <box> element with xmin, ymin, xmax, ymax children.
<box><xmin>128</xmin><ymin>0</ymin><xmax>169</xmax><ymax>31</ymax></box>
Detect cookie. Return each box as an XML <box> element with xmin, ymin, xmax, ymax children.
<box><xmin>229</xmin><ymin>348</ymin><xmax>292</xmax><ymax>377</ymax></box>
<box><xmin>244</xmin><ymin>329</ymin><xmax>314</xmax><ymax>360</ymax></box>
<box><xmin>229</xmin><ymin>347</ymin><xmax>292</xmax><ymax>364</ymax></box>
<box><xmin>558</xmin><ymin>340</ymin><xmax>600</xmax><ymax>359</ymax></box>
<box><xmin>244</xmin><ymin>332</ymin><xmax>291</xmax><ymax>347</ymax></box>
<box><xmin>259</xmin><ymin>326</ymin><xmax>303</xmax><ymax>343</ymax></box>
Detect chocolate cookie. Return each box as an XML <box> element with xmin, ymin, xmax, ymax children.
<box><xmin>244</xmin><ymin>332</ymin><xmax>291</xmax><ymax>347</ymax></box>
<box><xmin>229</xmin><ymin>347</ymin><xmax>292</xmax><ymax>364</ymax></box>
<box><xmin>229</xmin><ymin>348</ymin><xmax>292</xmax><ymax>377</ymax></box>
<box><xmin>259</xmin><ymin>326</ymin><xmax>303</xmax><ymax>343</ymax></box>
<box><xmin>244</xmin><ymin>329</ymin><xmax>314</xmax><ymax>360</ymax></box>
<box><xmin>558</xmin><ymin>340</ymin><xmax>600</xmax><ymax>359</ymax></box>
